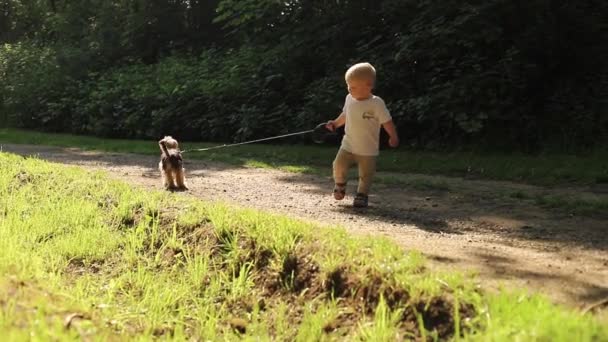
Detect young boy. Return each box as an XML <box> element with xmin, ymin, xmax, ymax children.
<box><xmin>326</xmin><ymin>62</ymin><xmax>399</xmax><ymax>208</ymax></box>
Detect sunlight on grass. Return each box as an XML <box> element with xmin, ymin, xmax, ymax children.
<box><xmin>295</xmin><ymin>302</ymin><xmax>340</xmax><ymax>341</ymax></box>
<box><xmin>357</xmin><ymin>295</ymin><xmax>404</xmax><ymax>341</ymax></box>
<box><xmin>0</xmin><ymin>151</ymin><xmax>606</xmax><ymax>340</ymax></box>
<box><xmin>465</xmin><ymin>292</ymin><xmax>608</xmax><ymax>341</ymax></box>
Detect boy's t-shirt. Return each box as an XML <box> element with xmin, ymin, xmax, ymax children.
<box><xmin>341</xmin><ymin>94</ymin><xmax>392</xmax><ymax>156</ymax></box>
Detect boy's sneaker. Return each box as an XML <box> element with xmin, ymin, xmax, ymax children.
<box><xmin>353</xmin><ymin>193</ymin><xmax>368</xmax><ymax>208</ymax></box>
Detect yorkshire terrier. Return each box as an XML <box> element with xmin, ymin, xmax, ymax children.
<box><xmin>158</xmin><ymin>136</ymin><xmax>188</xmax><ymax>191</ymax></box>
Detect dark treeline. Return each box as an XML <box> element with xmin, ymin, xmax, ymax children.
<box><xmin>1</xmin><ymin>0</ymin><xmax>607</xmax><ymax>151</ymax></box>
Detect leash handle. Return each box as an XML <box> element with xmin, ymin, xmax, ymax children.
<box><xmin>181</xmin><ymin>129</ymin><xmax>315</xmax><ymax>153</ymax></box>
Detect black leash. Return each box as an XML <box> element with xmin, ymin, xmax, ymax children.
<box><xmin>181</xmin><ymin>129</ymin><xmax>316</xmax><ymax>153</ymax></box>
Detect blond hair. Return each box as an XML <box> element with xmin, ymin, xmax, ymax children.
<box><xmin>345</xmin><ymin>62</ymin><xmax>376</xmax><ymax>83</ymax></box>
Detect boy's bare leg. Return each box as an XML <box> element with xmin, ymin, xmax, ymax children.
<box><xmin>332</xmin><ymin>149</ymin><xmax>354</xmax><ymax>200</ymax></box>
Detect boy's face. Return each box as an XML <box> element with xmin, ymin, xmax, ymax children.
<box><xmin>346</xmin><ymin>78</ymin><xmax>373</xmax><ymax>100</ymax></box>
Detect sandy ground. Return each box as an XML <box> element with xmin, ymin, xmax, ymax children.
<box><xmin>3</xmin><ymin>143</ymin><xmax>607</xmax><ymax>308</ymax></box>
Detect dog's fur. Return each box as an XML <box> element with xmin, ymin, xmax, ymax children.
<box><xmin>158</xmin><ymin>136</ymin><xmax>188</xmax><ymax>191</ymax></box>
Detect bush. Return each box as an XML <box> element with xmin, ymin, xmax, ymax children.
<box><xmin>1</xmin><ymin>0</ymin><xmax>606</xmax><ymax>150</ymax></box>
<box><xmin>64</xmin><ymin>47</ymin><xmax>298</xmax><ymax>141</ymax></box>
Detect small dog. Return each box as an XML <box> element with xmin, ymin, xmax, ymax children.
<box><xmin>158</xmin><ymin>136</ymin><xmax>188</xmax><ymax>191</ymax></box>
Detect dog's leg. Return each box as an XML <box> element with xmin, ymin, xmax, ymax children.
<box><xmin>168</xmin><ymin>170</ymin><xmax>177</xmax><ymax>190</ymax></box>
<box><xmin>166</xmin><ymin>172</ymin><xmax>175</xmax><ymax>190</ymax></box>
<box><xmin>176</xmin><ymin>168</ymin><xmax>188</xmax><ymax>190</ymax></box>
<box><xmin>159</xmin><ymin>161</ymin><xmax>169</xmax><ymax>189</ymax></box>
<box><xmin>160</xmin><ymin>162</ymin><xmax>176</xmax><ymax>190</ymax></box>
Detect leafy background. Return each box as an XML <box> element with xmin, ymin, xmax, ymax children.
<box><xmin>1</xmin><ymin>0</ymin><xmax>606</xmax><ymax>152</ymax></box>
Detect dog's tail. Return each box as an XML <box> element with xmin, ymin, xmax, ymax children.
<box><xmin>159</xmin><ymin>139</ymin><xmax>182</xmax><ymax>169</ymax></box>
<box><xmin>159</xmin><ymin>140</ymin><xmax>170</xmax><ymax>157</ymax></box>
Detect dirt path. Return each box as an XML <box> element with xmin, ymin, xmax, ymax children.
<box><xmin>3</xmin><ymin>144</ymin><xmax>607</xmax><ymax>308</ymax></box>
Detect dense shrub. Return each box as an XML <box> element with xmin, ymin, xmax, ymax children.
<box><xmin>1</xmin><ymin>0</ymin><xmax>606</xmax><ymax>150</ymax></box>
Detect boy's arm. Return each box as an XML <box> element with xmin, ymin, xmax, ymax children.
<box><xmin>382</xmin><ymin>120</ymin><xmax>400</xmax><ymax>148</ymax></box>
<box><xmin>326</xmin><ymin>112</ymin><xmax>345</xmax><ymax>131</ymax></box>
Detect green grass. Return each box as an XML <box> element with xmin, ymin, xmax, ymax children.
<box><xmin>1</xmin><ymin>128</ymin><xmax>607</xmax><ymax>186</ymax></box>
<box><xmin>465</xmin><ymin>292</ymin><xmax>608</xmax><ymax>341</ymax></box>
<box><xmin>0</xmin><ymin>152</ymin><xmax>606</xmax><ymax>340</ymax></box>
<box><xmin>534</xmin><ymin>194</ymin><xmax>608</xmax><ymax>215</ymax></box>
<box><xmin>506</xmin><ymin>190</ymin><xmax>608</xmax><ymax>216</ymax></box>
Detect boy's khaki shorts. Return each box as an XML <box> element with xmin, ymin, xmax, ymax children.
<box><xmin>332</xmin><ymin>149</ymin><xmax>377</xmax><ymax>194</ymax></box>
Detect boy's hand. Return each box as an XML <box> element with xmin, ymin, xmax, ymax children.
<box><xmin>388</xmin><ymin>136</ymin><xmax>400</xmax><ymax>148</ymax></box>
<box><xmin>382</xmin><ymin>120</ymin><xmax>399</xmax><ymax>148</ymax></box>
<box><xmin>326</xmin><ymin>113</ymin><xmax>345</xmax><ymax>131</ymax></box>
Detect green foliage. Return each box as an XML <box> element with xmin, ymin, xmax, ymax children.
<box><xmin>0</xmin><ymin>0</ymin><xmax>607</xmax><ymax>150</ymax></box>
<box><xmin>67</xmin><ymin>46</ymin><xmax>292</xmax><ymax>140</ymax></box>
<box><xmin>0</xmin><ymin>43</ymin><xmax>72</xmax><ymax>129</ymax></box>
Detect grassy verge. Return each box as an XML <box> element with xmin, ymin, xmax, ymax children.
<box><xmin>507</xmin><ymin>190</ymin><xmax>608</xmax><ymax>216</ymax></box>
<box><xmin>1</xmin><ymin>152</ymin><xmax>606</xmax><ymax>340</ymax></box>
<box><xmin>1</xmin><ymin>128</ymin><xmax>607</xmax><ymax>186</ymax></box>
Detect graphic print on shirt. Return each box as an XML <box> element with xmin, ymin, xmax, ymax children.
<box><xmin>362</xmin><ymin>111</ymin><xmax>375</xmax><ymax>120</ymax></box>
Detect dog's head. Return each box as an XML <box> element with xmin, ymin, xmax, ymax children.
<box><xmin>160</xmin><ymin>136</ymin><xmax>179</xmax><ymax>149</ymax></box>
